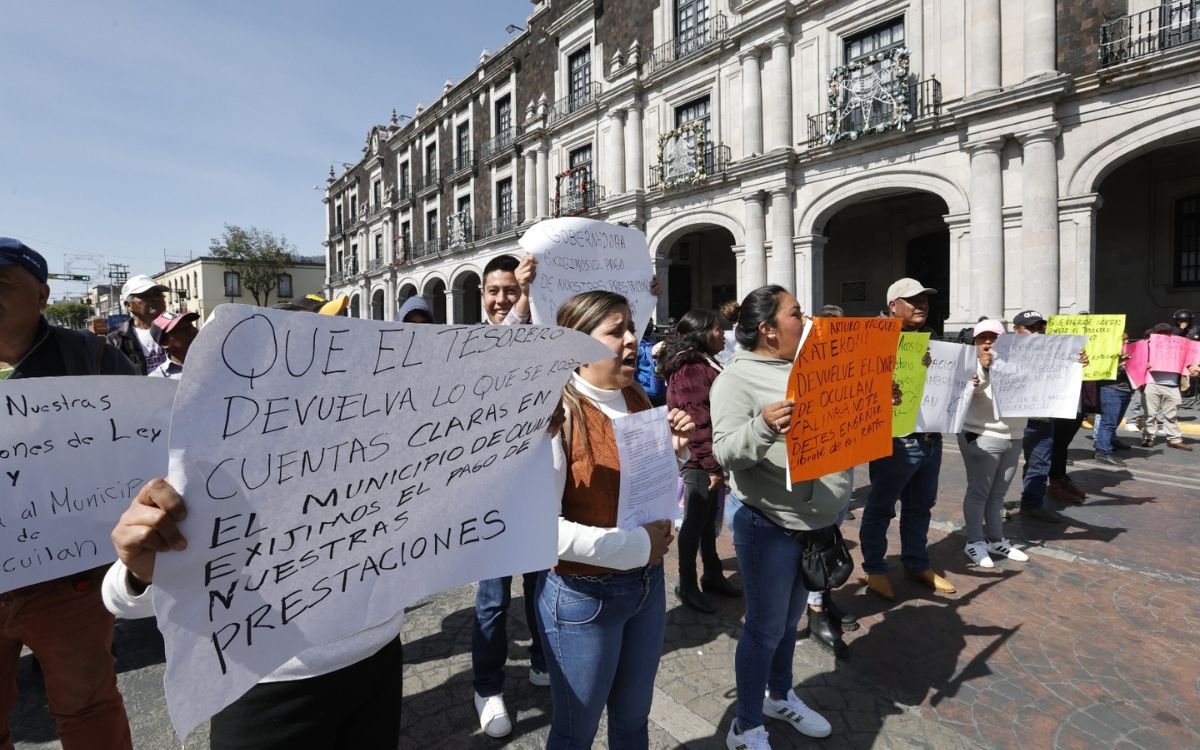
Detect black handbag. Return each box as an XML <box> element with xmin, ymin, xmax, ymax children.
<box><xmin>793</xmin><ymin>524</ymin><xmax>854</xmax><ymax>591</ymax></box>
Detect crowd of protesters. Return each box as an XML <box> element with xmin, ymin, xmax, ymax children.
<box><xmin>3</xmin><ymin>233</ymin><xmax>1198</xmax><ymax>750</ymax></box>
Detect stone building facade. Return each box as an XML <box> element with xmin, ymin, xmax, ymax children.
<box><xmin>323</xmin><ymin>0</ymin><xmax>1200</xmax><ymax>335</ymax></box>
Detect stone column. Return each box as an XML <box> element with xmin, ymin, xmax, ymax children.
<box><xmin>385</xmin><ymin>273</ymin><xmax>397</xmax><ymax>322</ymax></box>
<box><xmin>1024</xmin><ymin>0</ymin><xmax>1056</xmax><ymax>78</ymax></box>
<box><xmin>768</xmin><ymin>186</ymin><xmax>795</xmax><ymax>292</ymax></box>
<box><xmin>607</xmin><ymin>109</ymin><xmax>627</xmax><ymax>195</ymax></box>
<box><xmin>1057</xmin><ymin>194</ymin><xmax>1103</xmax><ymax>315</ymax></box>
<box><xmin>1019</xmin><ymin>126</ymin><xmax>1062</xmax><ymax>314</ymax></box>
<box><xmin>742</xmin><ymin>192</ymin><xmax>767</xmax><ymax>290</ymax></box>
<box><xmin>654</xmin><ymin>254</ymin><xmax>670</xmax><ymax>325</ymax></box>
<box><xmin>969</xmin><ymin>0</ymin><xmax>1002</xmax><ymax>95</ymax></box>
<box><xmin>908</xmin><ymin>0</ymin><xmax>924</xmax><ymax>76</ymax></box>
<box><xmin>625</xmin><ymin>105</ymin><xmax>644</xmax><ymax>191</ymax></box>
<box><xmin>444</xmin><ymin>288</ymin><xmax>460</xmax><ymax>325</ymax></box>
<box><xmin>764</xmin><ymin>35</ymin><xmax>793</xmax><ymax>150</ymax></box>
<box><xmin>535</xmin><ymin>144</ymin><xmax>550</xmax><ymax>218</ymax></box>
<box><xmin>523</xmin><ymin>148</ymin><xmax>537</xmax><ymax>222</ymax></box>
<box><xmin>740</xmin><ymin>48</ymin><xmax>764</xmax><ymax>156</ymax></box>
<box><xmin>793</xmin><ymin>234</ymin><xmax>828</xmax><ymax>315</ymax></box>
<box><xmin>968</xmin><ymin>139</ymin><xmax>1005</xmax><ymax>319</ymax></box>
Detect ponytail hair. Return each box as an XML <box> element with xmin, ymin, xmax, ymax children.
<box><xmin>724</xmin><ymin>285</ymin><xmax>787</xmax><ymax>350</ymax></box>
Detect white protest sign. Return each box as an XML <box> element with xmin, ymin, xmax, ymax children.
<box><xmin>990</xmin><ymin>334</ymin><xmax>1088</xmax><ymax>419</ymax></box>
<box><xmin>1</xmin><ymin>376</ymin><xmax>175</xmax><ymax>592</ymax></box>
<box><xmin>151</xmin><ymin>305</ymin><xmax>610</xmax><ymax>740</ymax></box>
<box><xmin>915</xmin><ymin>341</ymin><xmax>976</xmax><ymax>434</ymax></box>
<box><xmin>520</xmin><ymin>217</ymin><xmax>657</xmax><ymax>336</ymax></box>
<box><xmin>612</xmin><ymin>405</ymin><xmax>679</xmax><ymax>529</ymax></box>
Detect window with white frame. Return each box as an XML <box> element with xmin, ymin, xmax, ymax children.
<box><xmin>495</xmin><ymin>95</ymin><xmax>512</xmax><ymax>147</ymax></box>
<box><xmin>496</xmin><ymin>177</ymin><xmax>514</xmax><ymax>230</ymax></box>
<box><xmin>568</xmin><ymin>46</ymin><xmax>592</xmax><ymax>111</ymax></box>
<box><xmin>277</xmin><ymin>273</ymin><xmax>293</xmax><ymax>299</ymax></box>
<box><xmin>675</xmin><ymin>95</ymin><xmax>711</xmax><ymax>149</ymax></box>
<box><xmin>676</xmin><ymin>0</ymin><xmax>709</xmax><ymax>54</ymax></box>
<box><xmin>223</xmin><ymin>271</ymin><xmax>241</xmax><ymax>297</ymax></box>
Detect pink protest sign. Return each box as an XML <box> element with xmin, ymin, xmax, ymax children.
<box><xmin>1123</xmin><ymin>340</ymin><xmax>1149</xmax><ymax>389</ymax></box>
<box><xmin>1147</xmin><ymin>334</ymin><xmax>1200</xmax><ymax>375</ymax></box>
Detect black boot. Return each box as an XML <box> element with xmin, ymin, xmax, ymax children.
<box><xmin>807</xmin><ymin>606</ymin><xmax>848</xmax><ymax>657</ymax></box>
<box><xmin>824</xmin><ymin>595</ymin><xmax>859</xmax><ymax>632</ymax></box>
<box><xmin>675</xmin><ymin>583</ymin><xmax>716</xmax><ymax>614</ymax></box>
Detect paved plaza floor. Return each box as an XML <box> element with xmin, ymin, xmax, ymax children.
<box><xmin>11</xmin><ymin>425</ymin><xmax>1200</xmax><ymax>749</ymax></box>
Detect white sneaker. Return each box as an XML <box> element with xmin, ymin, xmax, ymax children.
<box><xmin>528</xmin><ymin>667</ymin><xmax>550</xmax><ymax>687</ymax></box>
<box><xmin>726</xmin><ymin>721</ymin><xmax>773</xmax><ymax>749</ymax></box>
<box><xmin>762</xmin><ymin>689</ymin><xmax>832</xmax><ymax>738</ymax></box>
<box><xmin>964</xmin><ymin>541</ymin><xmax>994</xmax><ymax>568</ymax></box>
<box><xmin>988</xmin><ymin>538</ymin><xmax>1029</xmax><ymax>562</ymax></box>
<box><xmin>474</xmin><ymin>691</ymin><xmax>512</xmax><ymax>738</ymax></box>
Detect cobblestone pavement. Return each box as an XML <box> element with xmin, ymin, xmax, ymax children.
<box><xmin>11</xmin><ymin>427</ymin><xmax>1198</xmax><ymax>749</ymax></box>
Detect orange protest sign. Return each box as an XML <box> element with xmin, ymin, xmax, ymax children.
<box><xmin>786</xmin><ymin>317</ymin><xmax>902</xmax><ymax>485</ymax></box>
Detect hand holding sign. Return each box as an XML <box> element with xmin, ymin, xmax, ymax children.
<box><xmin>990</xmin><ymin>333</ymin><xmax>1087</xmax><ymax>419</ymax></box>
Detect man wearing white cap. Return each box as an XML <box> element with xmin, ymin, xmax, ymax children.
<box><xmin>859</xmin><ymin>278</ymin><xmax>956</xmax><ymax>601</ymax></box>
<box><xmin>106</xmin><ymin>274</ymin><xmax>171</xmax><ymax>375</ymax></box>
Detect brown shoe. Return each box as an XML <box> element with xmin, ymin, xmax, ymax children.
<box><xmin>861</xmin><ymin>574</ymin><xmax>895</xmax><ymax>601</ymax></box>
<box><xmin>1141</xmin><ymin>437</ymin><xmax>1154</xmax><ymax>448</ymax></box>
<box><xmin>1049</xmin><ymin>478</ymin><xmax>1086</xmax><ymax>503</ymax></box>
<box><xmin>905</xmin><ymin>569</ymin><xmax>956</xmax><ymax>594</ymax></box>
<box><xmin>1168</xmin><ymin>441</ymin><xmax>1193</xmax><ymax>451</ymax></box>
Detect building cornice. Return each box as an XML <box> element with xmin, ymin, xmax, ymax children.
<box><xmin>545</xmin><ymin>0</ymin><xmax>593</xmax><ymax>37</ymax></box>
<box><xmin>948</xmin><ymin>73</ymin><xmax>1073</xmax><ymax>122</ymax></box>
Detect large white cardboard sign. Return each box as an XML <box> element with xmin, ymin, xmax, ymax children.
<box><xmin>520</xmin><ymin>217</ymin><xmax>657</xmax><ymax>336</ymax></box>
<box><xmin>990</xmin><ymin>333</ymin><xmax>1088</xmax><ymax>419</ymax></box>
<box><xmin>915</xmin><ymin>341</ymin><xmax>976</xmax><ymax>434</ymax></box>
<box><xmin>152</xmin><ymin>305</ymin><xmax>610</xmax><ymax>739</ymax></box>
<box><xmin>1</xmin><ymin>376</ymin><xmax>175</xmax><ymax>592</ymax></box>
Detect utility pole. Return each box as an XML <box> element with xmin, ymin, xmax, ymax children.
<box><xmin>107</xmin><ymin>263</ymin><xmax>129</xmax><ymax>317</ymax></box>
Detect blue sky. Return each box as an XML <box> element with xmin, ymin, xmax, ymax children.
<box><xmin>0</xmin><ymin>0</ymin><xmax>531</xmax><ymax>301</ymax></box>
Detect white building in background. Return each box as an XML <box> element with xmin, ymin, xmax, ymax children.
<box><xmin>324</xmin><ymin>0</ymin><xmax>1200</xmax><ymax>335</ymax></box>
<box><xmin>153</xmin><ymin>256</ymin><xmax>326</xmax><ymax>325</ymax></box>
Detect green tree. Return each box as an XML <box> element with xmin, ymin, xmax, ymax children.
<box><xmin>45</xmin><ymin>301</ymin><xmax>91</xmax><ymax>329</ymax></box>
<box><xmin>209</xmin><ymin>224</ymin><xmax>296</xmax><ymax>307</ymax></box>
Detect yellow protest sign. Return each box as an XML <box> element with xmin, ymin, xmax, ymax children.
<box><xmin>1045</xmin><ymin>314</ymin><xmax>1126</xmax><ymax>380</ymax></box>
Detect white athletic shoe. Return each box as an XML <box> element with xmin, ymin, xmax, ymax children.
<box><xmin>726</xmin><ymin>721</ymin><xmax>773</xmax><ymax>749</ymax></box>
<box><xmin>528</xmin><ymin>667</ymin><xmax>550</xmax><ymax>687</ymax></box>
<box><xmin>965</xmin><ymin>541</ymin><xmax>995</xmax><ymax>568</ymax></box>
<box><xmin>762</xmin><ymin>689</ymin><xmax>832</xmax><ymax>738</ymax></box>
<box><xmin>474</xmin><ymin>691</ymin><xmax>512</xmax><ymax>738</ymax></box>
<box><xmin>988</xmin><ymin>538</ymin><xmax>1030</xmax><ymax>562</ymax></box>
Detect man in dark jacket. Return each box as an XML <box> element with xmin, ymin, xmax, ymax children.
<box><xmin>0</xmin><ymin>237</ymin><xmax>136</xmax><ymax>749</ymax></box>
<box><xmin>106</xmin><ymin>273</ymin><xmax>170</xmax><ymax>374</ymax></box>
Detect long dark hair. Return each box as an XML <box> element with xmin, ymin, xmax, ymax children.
<box><xmin>659</xmin><ymin>308</ymin><xmax>720</xmax><ymax>381</ymax></box>
<box><xmin>724</xmin><ymin>285</ymin><xmax>787</xmax><ymax>350</ymax></box>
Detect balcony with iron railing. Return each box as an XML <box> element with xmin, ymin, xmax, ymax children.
<box><xmin>328</xmin><ymin>222</ymin><xmax>344</xmax><ymax>239</ymax></box>
<box><xmin>395</xmin><ymin>184</ymin><xmax>412</xmax><ymax>204</ymax></box>
<box><xmin>480</xmin><ymin>129</ymin><xmax>516</xmax><ymax>161</ymax></box>
<box><xmin>548</xmin><ymin>82</ymin><xmax>602</xmax><ymax>126</ymax></box>
<box><xmin>393</xmin><ymin>238</ymin><xmax>411</xmax><ymax>265</ymax></box>
<box><xmin>806</xmin><ymin>77</ymin><xmax>942</xmax><ymax>148</ymax></box>
<box><xmin>368</xmin><ymin>201</ymin><xmax>387</xmax><ymax>220</ymax></box>
<box><xmin>649</xmin><ymin>143</ymin><xmax>732</xmax><ymax>191</ymax></box>
<box><xmin>479</xmin><ymin>211</ymin><xmax>523</xmax><ymax>239</ymax></box>
<box><xmin>327</xmin><ymin>270</ymin><xmax>345</xmax><ymax>286</ymax></box>
<box><xmin>411</xmin><ymin>237</ymin><xmax>444</xmax><ymax>261</ymax></box>
<box><xmin>364</xmin><ymin>256</ymin><xmax>387</xmax><ymax>274</ymax></box>
<box><xmin>554</xmin><ymin>184</ymin><xmax>606</xmax><ymax>217</ymax></box>
<box><xmin>414</xmin><ymin>166</ymin><xmax>440</xmax><ymax>195</ymax></box>
<box><xmin>1100</xmin><ymin>1</ymin><xmax>1199</xmax><ymax>67</ymax></box>
<box><xmin>647</xmin><ymin>15</ymin><xmax>729</xmax><ymax>75</ymax></box>
<box><xmin>445</xmin><ymin>214</ymin><xmax>475</xmax><ymax>251</ymax></box>
<box><xmin>446</xmin><ymin>150</ymin><xmax>476</xmax><ymax>179</ymax></box>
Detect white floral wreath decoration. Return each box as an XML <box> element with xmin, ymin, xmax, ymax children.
<box><xmin>823</xmin><ymin>46</ymin><xmax>912</xmax><ymax>145</ymax></box>
<box><xmin>656</xmin><ymin>120</ymin><xmax>708</xmax><ymax>189</ymax></box>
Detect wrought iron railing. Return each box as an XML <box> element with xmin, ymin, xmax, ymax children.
<box><xmin>327</xmin><ymin>270</ymin><xmax>345</xmax><ymax>285</ymax></box>
<box><xmin>447</xmin><ymin>150</ymin><xmax>475</xmax><ymax>176</ymax></box>
<box><xmin>414</xmin><ymin>166</ymin><xmax>440</xmax><ymax>193</ymax></box>
<box><xmin>806</xmin><ymin>77</ymin><xmax>942</xmax><ymax>147</ymax></box>
<box><xmin>328</xmin><ymin>223</ymin><xmax>343</xmax><ymax>238</ymax></box>
<box><xmin>411</xmin><ymin>237</ymin><xmax>444</xmax><ymax>260</ymax></box>
<box><xmin>368</xmin><ymin>202</ymin><xmax>387</xmax><ymax>219</ymax></box>
<box><xmin>648</xmin><ymin>143</ymin><xmax>732</xmax><ymax>191</ymax></box>
<box><xmin>548</xmin><ymin>82</ymin><xmax>602</xmax><ymax>125</ymax></box>
<box><xmin>479</xmin><ymin>212</ymin><xmax>522</xmax><ymax>238</ymax></box>
<box><xmin>365</xmin><ymin>257</ymin><xmax>386</xmax><ymax>273</ymax></box>
<box><xmin>648</xmin><ymin>14</ymin><xmax>728</xmax><ymax>74</ymax></box>
<box><xmin>480</xmin><ymin>129</ymin><xmax>516</xmax><ymax>160</ymax></box>
<box><xmin>554</xmin><ymin>184</ymin><xmax>606</xmax><ymax>217</ymax></box>
<box><xmin>1100</xmin><ymin>1</ymin><xmax>1199</xmax><ymax>66</ymax></box>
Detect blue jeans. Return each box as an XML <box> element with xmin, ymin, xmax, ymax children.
<box><xmin>1020</xmin><ymin>420</ymin><xmax>1054</xmax><ymax>511</ymax></box>
<box><xmin>472</xmin><ymin>572</ymin><xmax>546</xmax><ymax>696</ymax></box>
<box><xmin>730</xmin><ymin>503</ymin><xmax>809</xmax><ymax>730</ymax></box>
<box><xmin>538</xmin><ymin>566</ymin><xmax>665</xmax><ymax>750</ymax></box>
<box><xmin>859</xmin><ymin>436</ymin><xmax>942</xmax><ymax>574</ymax></box>
<box><xmin>1095</xmin><ymin>386</ymin><xmax>1132</xmax><ymax>454</ymax></box>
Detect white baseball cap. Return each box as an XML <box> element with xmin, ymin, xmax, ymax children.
<box><xmin>886</xmin><ymin>277</ymin><xmax>938</xmax><ymax>303</ymax></box>
<box><xmin>122</xmin><ymin>274</ymin><xmax>170</xmax><ymax>300</ymax></box>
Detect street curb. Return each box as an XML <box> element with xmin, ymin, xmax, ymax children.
<box><xmin>1110</xmin><ymin>419</ymin><xmax>1200</xmax><ymax>438</ymax></box>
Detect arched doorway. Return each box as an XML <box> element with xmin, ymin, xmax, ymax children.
<box><xmin>397</xmin><ymin>283</ymin><xmax>418</xmax><ymax>307</ymax></box>
<box><xmin>454</xmin><ymin>271</ymin><xmax>482</xmax><ymax>324</ymax></box>
<box><xmin>661</xmin><ymin>227</ymin><xmax>737</xmax><ymax>324</ymax></box>
<box><xmin>349</xmin><ymin>293</ymin><xmax>361</xmax><ymax>319</ymax></box>
<box><xmin>818</xmin><ymin>191</ymin><xmax>950</xmax><ymax>334</ymax></box>
<box><xmin>371</xmin><ymin>289</ymin><xmax>385</xmax><ymax>320</ymax></box>
<box><xmin>1094</xmin><ymin>132</ymin><xmax>1200</xmax><ymax>334</ymax></box>
<box><xmin>423</xmin><ymin>278</ymin><xmax>447</xmax><ymax>324</ymax></box>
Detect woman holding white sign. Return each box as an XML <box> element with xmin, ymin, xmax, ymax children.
<box><xmin>711</xmin><ymin>286</ymin><xmax>838</xmax><ymax>749</ymax></box>
<box><xmin>958</xmin><ymin>321</ymin><xmax>1031</xmax><ymax>569</ymax></box>
<box><xmin>541</xmin><ymin>290</ymin><xmax>695</xmax><ymax>750</ymax></box>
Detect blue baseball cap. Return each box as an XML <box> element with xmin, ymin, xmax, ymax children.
<box><xmin>0</xmin><ymin>237</ymin><xmax>49</xmax><ymax>284</ymax></box>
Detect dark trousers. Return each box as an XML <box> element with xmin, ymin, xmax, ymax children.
<box><xmin>1050</xmin><ymin>416</ymin><xmax>1084</xmax><ymax>480</ymax></box>
<box><xmin>860</xmin><ymin>435</ymin><xmax>942</xmax><ymax>574</ymax></box>
<box><xmin>209</xmin><ymin>637</ymin><xmax>403</xmax><ymax>750</ymax></box>
<box><xmin>678</xmin><ymin>469</ymin><xmax>723</xmax><ymax>588</ymax></box>
<box><xmin>473</xmin><ymin>572</ymin><xmax>546</xmax><ymax>696</ymax></box>
<box><xmin>1020</xmin><ymin>420</ymin><xmax>1054</xmax><ymax>511</ymax></box>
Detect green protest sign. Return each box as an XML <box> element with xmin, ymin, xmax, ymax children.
<box><xmin>1045</xmin><ymin>314</ymin><xmax>1126</xmax><ymax>380</ymax></box>
<box><xmin>892</xmin><ymin>332</ymin><xmax>930</xmax><ymax>437</ymax></box>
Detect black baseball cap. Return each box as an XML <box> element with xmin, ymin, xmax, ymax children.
<box><xmin>1013</xmin><ymin>310</ymin><xmax>1046</xmax><ymax>328</ymax></box>
<box><xmin>0</xmin><ymin>237</ymin><xmax>49</xmax><ymax>284</ymax></box>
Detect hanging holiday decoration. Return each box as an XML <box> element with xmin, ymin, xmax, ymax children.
<box><xmin>656</xmin><ymin>120</ymin><xmax>708</xmax><ymax>189</ymax></box>
<box><xmin>824</xmin><ymin>47</ymin><xmax>912</xmax><ymax>145</ymax></box>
